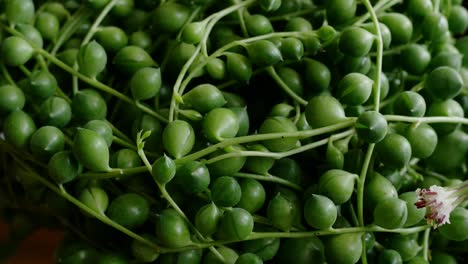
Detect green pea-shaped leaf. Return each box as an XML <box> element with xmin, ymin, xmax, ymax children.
<box><xmin>276</xmin><ymin>237</ymin><xmax>325</xmax><ymax>263</ymax></box>
<box><xmin>77</xmin><ymin>41</ymin><xmax>107</xmax><ymax>79</ymax></box>
<box><xmin>48</xmin><ymin>151</ymin><xmax>82</xmax><ymax>184</ymax></box>
<box><xmin>1</xmin><ymin>36</ymin><xmax>34</xmax><ymax>66</ymax></box>
<box><xmin>206</xmin><ymin>57</ymin><xmax>226</xmax><ymax>80</ymax></box>
<box><xmin>364</xmin><ymin>172</ymin><xmax>398</xmax><ymax>212</ymax></box>
<box><xmin>182</xmin><ymin>84</ymin><xmax>226</xmax><ymax>113</ymax></box>
<box><xmin>259</xmin><ymin>0</ymin><xmax>281</xmax><ymax>12</ymax></box>
<box><xmin>217</xmin><ymin>208</ymin><xmax>254</xmax><ymax>241</ymax></box>
<box><xmin>355</xmin><ymin>111</ymin><xmax>388</xmax><ymax>143</ymax></box>
<box><xmin>318</xmin><ymin>169</ymin><xmax>357</xmax><ymax>205</ymax></box>
<box><xmin>206</xmin><ymin>145</ymin><xmax>246</xmax><ymax>177</ymax></box>
<box><xmin>35</xmin><ymin>12</ymin><xmax>60</xmax><ymax>41</ymax></box>
<box><xmin>181</xmin><ymin>21</ymin><xmax>205</xmax><ymax>44</ymax></box>
<box><xmin>0</xmin><ymin>84</ymin><xmax>25</xmax><ymax>115</ymax></box>
<box><xmin>339</xmin><ymin>27</ymin><xmax>374</xmax><ymax>57</ymax></box>
<box><xmin>404</xmin><ymin>123</ymin><xmax>437</xmax><ymax>159</ymax></box>
<box><xmin>336</xmin><ymin>72</ymin><xmax>374</xmax><ymax>106</ymax></box>
<box><xmin>375</xmin><ymin>133</ymin><xmax>412</xmax><ymax>169</ymax></box>
<box><xmin>380</xmin><ymin>13</ymin><xmax>413</xmax><ymax>45</ymax></box>
<box><xmin>72</xmin><ymin>128</ymin><xmax>111</xmax><ymax>172</ymax></box>
<box><xmin>237</xmin><ymin>179</ymin><xmax>266</xmax><ymax>214</ymax></box>
<box><xmin>110</xmin><ymin>149</ymin><xmax>141</xmax><ymax>170</ymax></box>
<box><xmin>325</xmin><ymin>233</ymin><xmax>363</xmax><ymax>264</ymax></box>
<box><xmin>279</xmin><ymin>37</ymin><xmax>304</xmax><ymax>60</ymax></box>
<box><xmin>305</xmin><ymin>95</ymin><xmax>346</xmax><ymax>128</ymax></box>
<box><xmin>246</xmin><ymin>40</ymin><xmax>282</xmax><ymax>67</ymax></box>
<box><xmin>244</xmin><ymin>144</ymin><xmax>275</xmax><ymax>175</ymax></box>
<box><xmin>285</xmin><ymin>17</ymin><xmax>312</xmax><ymax>32</ymax></box>
<box><xmin>202</xmin><ymin>108</ymin><xmax>239</xmax><ymax>143</ymax></box>
<box><xmin>267</xmin><ymin>194</ymin><xmax>294</xmax><ymax>231</ymax></box>
<box><xmin>439</xmin><ymin>207</ymin><xmax>468</xmax><ymax>241</ymax></box>
<box><xmin>6</xmin><ymin>0</ymin><xmax>35</xmax><ymax>25</ymax></box>
<box><xmin>27</xmin><ymin>69</ymin><xmax>58</xmax><ymax>100</ymax></box>
<box><xmin>226</xmin><ymin>53</ymin><xmax>252</xmax><ymax>82</ymax></box>
<box><xmin>373</xmin><ymin>198</ymin><xmax>408</xmax><ymax>229</ymax></box>
<box><xmin>3</xmin><ymin>110</ymin><xmax>36</xmax><ymax>149</ymax></box>
<box><xmin>162</xmin><ymin>120</ymin><xmax>195</xmax><ymax>158</ymax></box>
<box><xmin>195</xmin><ymin>203</ymin><xmax>222</xmax><ymax>237</ymax></box>
<box><xmin>203</xmin><ymin>247</ymin><xmax>239</xmax><ymax>264</ymax></box>
<box><xmin>304</xmin><ymin>59</ymin><xmax>331</xmax><ymax>93</ymax></box>
<box><xmin>151</xmin><ymin>154</ymin><xmax>176</xmax><ymax>185</ymax></box>
<box><xmin>259</xmin><ymin>116</ymin><xmax>299</xmax><ymax>152</ymax></box>
<box><xmin>211</xmin><ymin>176</ymin><xmax>242</xmax><ymax>207</ymax></box>
<box><xmin>152</xmin><ymin>2</ymin><xmax>190</xmax><ymax>34</ymax></box>
<box><xmin>107</xmin><ymin>193</ymin><xmax>150</xmax><ymax>230</ymax></box>
<box><xmin>421</xmin><ymin>12</ymin><xmax>448</xmax><ymax>43</ymax></box>
<box><xmin>304</xmin><ymin>194</ymin><xmax>337</xmax><ymax>229</ymax></box>
<box><xmin>131</xmin><ymin>234</ymin><xmax>159</xmax><ymax>263</ymax></box>
<box><xmin>113</xmin><ymin>46</ymin><xmax>156</xmax><ymax>75</ymax></box>
<box><xmin>426</xmin><ymin>129</ymin><xmax>468</xmax><ymax>172</ymax></box>
<box><xmin>326</xmin><ymin>141</ymin><xmax>344</xmax><ymax>169</ymax></box>
<box><xmin>175</xmin><ymin>161</ymin><xmax>210</xmax><ymax>194</ymax></box>
<box><xmin>400</xmin><ymin>44</ymin><xmax>431</xmax><ymax>74</ymax></box>
<box><xmin>425</xmin><ymin>66</ymin><xmax>464</xmax><ymax>100</ymax></box>
<box><xmin>427</xmin><ymin>99</ymin><xmax>464</xmax><ymax>135</ymax></box>
<box><xmin>29</xmin><ymin>125</ymin><xmax>65</xmax><ymax>160</ymax></box>
<box><xmin>156</xmin><ymin>208</ymin><xmax>192</xmax><ymax>248</ymax></box>
<box><xmin>78</xmin><ymin>186</ymin><xmax>109</xmax><ymax>215</ymax></box>
<box><xmin>387</xmin><ymin>234</ymin><xmax>421</xmax><ymax>261</ymax></box>
<box><xmin>38</xmin><ymin>96</ymin><xmax>71</xmax><ymax>128</ymax></box>
<box><xmin>95</xmin><ymin>26</ymin><xmax>128</xmax><ymax>53</ymax></box>
<box><xmin>399</xmin><ymin>192</ymin><xmax>426</xmax><ymax>227</ymax></box>
<box><xmin>325</xmin><ymin>0</ymin><xmax>357</xmax><ymax>26</ymax></box>
<box><xmin>230</xmin><ymin>107</ymin><xmax>249</xmax><ymax>137</ymax></box>
<box><xmin>71</xmin><ymin>89</ymin><xmax>107</xmax><ymax>122</ymax></box>
<box><xmin>130</xmin><ymin>67</ymin><xmax>162</xmax><ymax>101</ymax></box>
<box><xmin>245</xmin><ymin>14</ymin><xmax>274</xmax><ymax>36</ymax></box>
<box><xmin>16</xmin><ymin>24</ymin><xmax>43</xmax><ymax>49</ymax></box>
<box><xmin>83</xmin><ymin>120</ymin><xmax>113</xmax><ymax>147</ymax></box>
<box><xmin>393</xmin><ymin>91</ymin><xmax>426</xmax><ymax>117</ymax></box>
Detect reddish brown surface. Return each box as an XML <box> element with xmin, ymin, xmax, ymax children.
<box><xmin>1</xmin><ymin>221</ymin><xmax>64</xmax><ymax>264</ymax></box>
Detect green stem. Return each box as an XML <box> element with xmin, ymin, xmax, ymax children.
<box><xmin>0</xmin><ymin>21</ymin><xmax>168</xmax><ymax>123</ymax></box>
<box><xmin>410</xmin><ymin>81</ymin><xmax>425</xmax><ymax>92</ymax></box>
<box><xmin>385</xmin><ymin>115</ymin><xmax>468</xmax><ymax>124</ymax></box>
<box><xmin>434</xmin><ymin>0</ymin><xmax>441</xmax><ymax>11</ymax></box>
<box><xmin>136</xmin><ymin>137</ymin><xmax>223</xmax><ymax>260</ymax></box>
<box><xmin>105</xmin><ymin>120</ymin><xmax>133</xmax><ymax>144</ymax></box>
<box><xmin>175</xmin><ymin>119</ymin><xmax>355</xmax><ymax>164</ymax></box>
<box><xmin>10</xmin><ymin>154</ymin><xmax>163</xmax><ymax>252</ymax></box>
<box><xmin>176</xmin><ymin>7</ymin><xmax>202</xmax><ymax>41</ymax></box>
<box><xmin>362</xmin><ymin>1</ymin><xmax>383</xmax><ymax>110</ymax></box>
<box><xmin>168</xmin><ymin>44</ymin><xmax>202</xmax><ymax>121</ymax></box>
<box><xmin>266</xmin><ymin>66</ymin><xmax>308</xmax><ymax>106</ymax></box>
<box><xmin>34</xmin><ymin>49</ymin><xmax>168</xmax><ymax>122</ymax></box>
<box><xmin>411</xmin><ymin>165</ymin><xmax>449</xmax><ymax>182</ymax></box>
<box><xmin>203</xmin><ymin>129</ymin><xmax>354</xmax><ymax>163</ymax></box>
<box><xmin>78</xmin><ymin>166</ymin><xmax>147</xmax><ymax>179</ymax></box>
<box><xmin>171</xmin><ymin>225</ymin><xmax>430</xmax><ymax>252</ymax></box>
<box><xmin>354</xmin><ymin>0</ymin><xmax>402</xmax><ymax>25</ymax></box>
<box><xmin>112</xmin><ymin>136</ymin><xmax>137</xmax><ymax>150</ymax></box>
<box><xmin>169</xmin><ymin>0</ymin><xmax>257</xmax><ymax>121</ymax></box>
<box><xmin>233</xmin><ymin>172</ymin><xmax>303</xmax><ymax>191</ymax></box>
<box><xmin>0</xmin><ymin>63</ymin><xmax>16</xmax><ymax>86</ymax></box>
<box><xmin>81</xmin><ymin>0</ymin><xmax>118</xmax><ymax>45</ymax></box>
<box><xmin>50</xmin><ymin>6</ymin><xmax>90</xmax><ymax>56</ymax></box>
<box><xmin>18</xmin><ymin>65</ymin><xmax>32</xmax><ymax>76</ymax></box>
<box><xmin>422</xmin><ymin>228</ymin><xmax>431</xmax><ymax>261</ymax></box>
<box><xmin>357</xmin><ymin>144</ymin><xmax>375</xmax><ymax>226</ymax></box>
